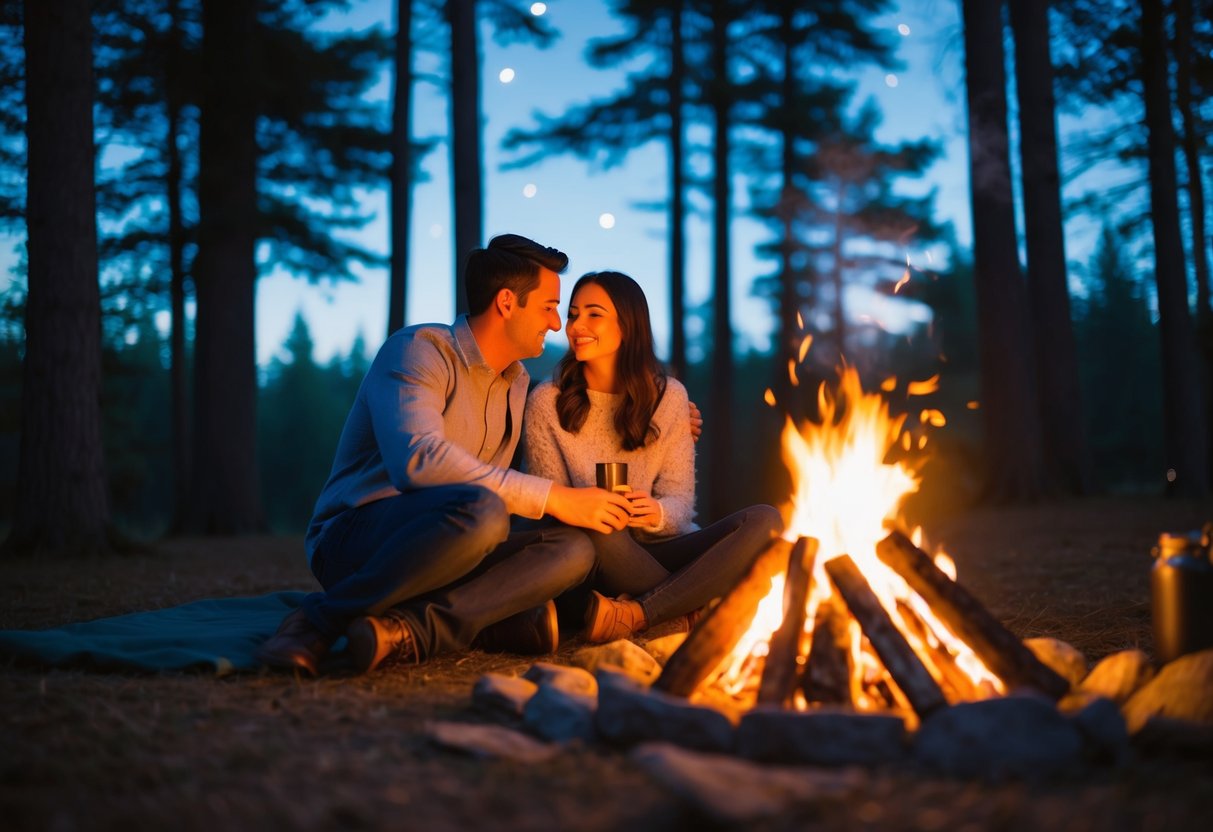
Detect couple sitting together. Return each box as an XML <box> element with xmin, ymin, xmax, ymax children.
<box><xmin>257</xmin><ymin>233</ymin><xmax>782</xmax><ymax>675</ymax></box>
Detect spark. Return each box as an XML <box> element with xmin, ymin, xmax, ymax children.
<box><xmin>530</xmin><ymin>2</ymin><xmax>547</xmax><ymax>15</ymax></box>
<box><xmin>907</xmin><ymin>375</ymin><xmax>940</xmax><ymax>396</ymax></box>
<box><xmin>798</xmin><ymin>334</ymin><xmax>813</xmax><ymax>363</ymax></box>
<box><xmin>898</xmin><ymin>23</ymin><xmax>911</xmax><ymax>36</ymax></box>
<box><xmin>885</xmin><ymin>74</ymin><xmax>899</xmax><ymax>88</ymax></box>
<box><xmin>598</xmin><ymin>213</ymin><xmax>616</xmax><ymax>229</ymax></box>
<box><xmin>522</xmin><ymin>183</ymin><xmax>537</xmax><ymax>198</ymax></box>
<box><xmin>764</xmin><ymin>388</ymin><xmax>777</xmax><ymax>407</ymax></box>
<box><xmin>499</xmin><ymin>68</ymin><xmax>515</xmax><ymax>83</ymax></box>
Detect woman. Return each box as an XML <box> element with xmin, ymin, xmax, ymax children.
<box><xmin>524</xmin><ymin>271</ymin><xmax>783</xmax><ymax>643</ymax></box>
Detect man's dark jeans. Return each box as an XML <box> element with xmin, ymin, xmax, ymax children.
<box><xmin>300</xmin><ymin>485</ymin><xmax>593</xmax><ymax>660</ymax></box>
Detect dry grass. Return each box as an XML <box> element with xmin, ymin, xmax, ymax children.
<box><xmin>2</xmin><ymin>496</ymin><xmax>1213</xmax><ymax>830</ymax></box>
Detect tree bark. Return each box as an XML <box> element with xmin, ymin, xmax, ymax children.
<box><xmin>707</xmin><ymin>0</ymin><xmax>734</xmax><ymax>521</ymax></box>
<box><xmin>961</xmin><ymin>0</ymin><xmax>1045</xmax><ymax>501</ymax></box>
<box><xmin>449</xmin><ymin>0</ymin><xmax>481</xmax><ymax>316</ymax></box>
<box><xmin>388</xmin><ymin>0</ymin><xmax>413</xmax><ymax>336</ymax></box>
<box><xmin>1140</xmin><ymin>0</ymin><xmax>1210</xmax><ymax>497</ymax></box>
<box><xmin>667</xmin><ymin>1</ymin><xmax>687</xmax><ymax>380</ymax></box>
<box><xmin>1009</xmin><ymin>0</ymin><xmax>1090</xmax><ymax>495</ymax></box>
<box><xmin>1171</xmin><ymin>0</ymin><xmax>1213</xmax><ymax>484</ymax></box>
<box><xmin>166</xmin><ymin>0</ymin><xmax>191</xmax><ymax>534</ymax></box>
<box><xmin>187</xmin><ymin>0</ymin><xmax>265</xmax><ymax>533</ymax></box>
<box><xmin>774</xmin><ymin>1</ymin><xmax>798</xmax><ymax>410</ymax></box>
<box><xmin>7</xmin><ymin>0</ymin><xmax>111</xmax><ymax>556</ymax></box>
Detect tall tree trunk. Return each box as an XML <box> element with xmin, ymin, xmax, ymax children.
<box><xmin>1172</xmin><ymin>0</ymin><xmax>1213</xmax><ymax>483</ymax></box>
<box><xmin>389</xmin><ymin>0</ymin><xmax>413</xmax><ymax>336</ymax></box>
<box><xmin>707</xmin><ymin>1</ymin><xmax>733</xmax><ymax>521</ymax></box>
<box><xmin>166</xmin><ymin>0</ymin><xmax>191</xmax><ymax>534</ymax></box>
<box><xmin>1009</xmin><ymin>0</ymin><xmax>1090</xmax><ymax>495</ymax></box>
<box><xmin>1140</xmin><ymin>0</ymin><xmax>1210</xmax><ymax>497</ymax></box>
<box><xmin>961</xmin><ymin>0</ymin><xmax>1044</xmax><ymax>502</ymax></box>
<box><xmin>188</xmin><ymin>0</ymin><xmax>264</xmax><ymax>532</ymax></box>
<box><xmin>449</xmin><ymin>0</ymin><xmax>481</xmax><ymax>316</ymax></box>
<box><xmin>667</xmin><ymin>1</ymin><xmax>686</xmax><ymax>380</ymax></box>
<box><xmin>7</xmin><ymin>0</ymin><xmax>110</xmax><ymax>557</ymax></box>
<box><xmin>831</xmin><ymin>178</ymin><xmax>846</xmax><ymax>364</ymax></box>
<box><xmin>774</xmin><ymin>1</ymin><xmax>797</xmax><ymax>411</ymax></box>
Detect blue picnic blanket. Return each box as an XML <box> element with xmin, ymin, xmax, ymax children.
<box><xmin>0</xmin><ymin>591</ymin><xmax>311</xmax><ymax>676</ymax></box>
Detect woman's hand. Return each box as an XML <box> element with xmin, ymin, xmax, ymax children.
<box><xmin>623</xmin><ymin>491</ymin><xmax>661</xmax><ymax>529</ymax></box>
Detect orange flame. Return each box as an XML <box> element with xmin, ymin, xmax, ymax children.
<box><xmin>715</xmin><ymin>366</ymin><xmax>1002</xmax><ymax>705</ymax></box>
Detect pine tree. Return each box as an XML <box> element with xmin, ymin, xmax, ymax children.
<box><xmin>961</xmin><ymin>0</ymin><xmax>1045</xmax><ymax>501</ymax></box>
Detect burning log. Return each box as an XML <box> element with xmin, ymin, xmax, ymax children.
<box><xmin>655</xmin><ymin>538</ymin><xmax>792</xmax><ymax>698</ymax></box>
<box><xmin>757</xmin><ymin>537</ymin><xmax>819</xmax><ymax>706</ymax></box>
<box><xmin>875</xmin><ymin>530</ymin><xmax>1070</xmax><ymax>699</ymax></box>
<box><xmin>801</xmin><ymin>596</ymin><xmax>853</xmax><ymax>706</ymax></box>
<box><xmin>824</xmin><ymin>554</ymin><xmax>947</xmax><ymax>718</ymax></box>
<box><xmin>895</xmin><ymin>599</ymin><xmax>982</xmax><ymax>703</ymax></box>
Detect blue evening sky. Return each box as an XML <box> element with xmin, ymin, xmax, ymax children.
<box><xmin>270</xmin><ymin>0</ymin><xmax>972</xmax><ymax>367</ymax></box>
<box><xmin>2</xmin><ymin>1</ymin><xmax>1115</xmax><ymax>367</ymax></box>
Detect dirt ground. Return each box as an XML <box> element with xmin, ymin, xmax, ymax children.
<box><xmin>3</xmin><ymin>496</ymin><xmax>1213</xmax><ymax>831</ymax></box>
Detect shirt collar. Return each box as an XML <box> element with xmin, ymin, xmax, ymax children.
<box><xmin>453</xmin><ymin>314</ymin><xmax>524</xmax><ymax>384</ymax></box>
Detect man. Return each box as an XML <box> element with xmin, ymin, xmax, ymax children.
<box><xmin>257</xmin><ymin>234</ymin><xmax>633</xmax><ymax>675</ymax></box>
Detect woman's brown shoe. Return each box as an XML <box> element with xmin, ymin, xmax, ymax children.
<box><xmin>583</xmin><ymin>590</ymin><xmax>646</xmax><ymax>643</ymax></box>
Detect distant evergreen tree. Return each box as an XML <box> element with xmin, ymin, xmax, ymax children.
<box><xmin>259</xmin><ymin>312</ymin><xmax>365</xmax><ymax>532</ymax></box>
<box><xmin>1075</xmin><ymin>225</ymin><xmax>1163</xmax><ymax>489</ymax></box>
<box><xmin>102</xmin><ymin>317</ymin><xmax>172</xmax><ymax>532</ymax></box>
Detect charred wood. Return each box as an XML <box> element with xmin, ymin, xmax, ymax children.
<box><xmin>801</xmin><ymin>596</ymin><xmax>853</xmax><ymax>707</ymax></box>
<box><xmin>655</xmin><ymin>538</ymin><xmax>791</xmax><ymax>698</ymax></box>
<box><xmin>895</xmin><ymin>599</ymin><xmax>982</xmax><ymax>703</ymax></box>
<box><xmin>757</xmin><ymin>537</ymin><xmax>818</xmax><ymax>706</ymax></box>
<box><xmin>876</xmin><ymin>530</ymin><xmax>1070</xmax><ymax>698</ymax></box>
<box><xmin>824</xmin><ymin>554</ymin><xmax>947</xmax><ymax>718</ymax></box>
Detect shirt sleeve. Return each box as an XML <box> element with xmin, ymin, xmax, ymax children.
<box><xmin>649</xmin><ymin>381</ymin><xmax>696</xmax><ymax>536</ymax></box>
<box><xmin>364</xmin><ymin>332</ymin><xmax>550</xmax><ymax>518</ymax></box>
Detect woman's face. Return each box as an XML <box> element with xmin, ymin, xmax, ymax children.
<box><xmin>566</xmin><ymin>282</ymin><xmax>623</xmax><ymax>365</ymax></box>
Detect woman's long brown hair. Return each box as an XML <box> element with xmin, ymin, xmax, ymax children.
<box><xmin>554</xmin><ymin>272</ymin><xmax>666</xmax><ymax>450</ymax></box>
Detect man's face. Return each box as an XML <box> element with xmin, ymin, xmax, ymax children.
<box><xmin>504</xmin><ymin>267</ymin><xmax>562</xmax><ymax>360</ymax></box>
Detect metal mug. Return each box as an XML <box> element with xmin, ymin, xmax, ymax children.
<box><xmin>595</xmin><ymin>462</ymin><xmax>630</xmax><ymax>494</ymax></box>
<box><xmin>1151</xmin><ymin>523</ymin><xmax>1213</xmax><ymax>664</ymax></box>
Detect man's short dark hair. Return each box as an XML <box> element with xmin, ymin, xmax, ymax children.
<box><xmin>465</xmin><ymin>234</ymin><xmax>569</xmax><ymax>315</ymax></box>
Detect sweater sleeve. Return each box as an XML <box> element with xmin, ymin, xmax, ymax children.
<box><xmin>648</xmin><ymin>380</ymin><xmax>696</xmax><ymax>536</ymax></box>
<box><xmin>523</xmin><ymin>383</ymin><xmax>572</xmax><ymax>489</ymax></box>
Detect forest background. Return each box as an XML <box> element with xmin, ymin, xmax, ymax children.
<box><xmin>2</xmin><ymin>0</ymin><xmax>1211</xmax><ymax>554</ymax></box>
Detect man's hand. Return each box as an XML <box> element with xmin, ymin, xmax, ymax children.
<box><xmin>546</xmin><ymin>484</ymin><xmax>630</xmax><ymax>534</ymax></box>
<box><xmin>688</xmin><ymin>400</ymin><xmax>703</xmax><ymax>444</ymax></box>
<box><xmin>622</xmin><ymin>491</ymin><xmax>661</xmax><ymax>530</ymax></box>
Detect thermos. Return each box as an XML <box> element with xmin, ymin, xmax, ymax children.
<box><xmin>1150</xmin><ymin>523</ymin><xmax>1213</xmax><ymax>664</ymax></box>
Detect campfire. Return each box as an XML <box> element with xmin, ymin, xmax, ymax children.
<box><xmin>653</xmin><ymin>368</ymin><xmax>1068</xmax><ymax>723</ymax></box>
<box><xmin>454</xmin><ymin>364</ymin><xmax>1212</xmax><ymax>793</ymax></box>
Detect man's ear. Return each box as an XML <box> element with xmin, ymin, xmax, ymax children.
<box><xmin>494</xmin><ymin>287</ymin><xmax>516</xmax><ymax>318</ymax></box>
